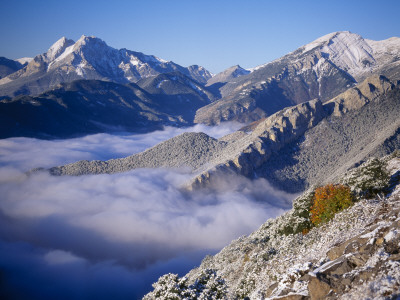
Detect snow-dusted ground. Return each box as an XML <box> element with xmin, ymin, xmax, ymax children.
<box><xmin>179</xmin><ymin>155</ymin><xmax>400</xmax><ymax>299</ymax></box>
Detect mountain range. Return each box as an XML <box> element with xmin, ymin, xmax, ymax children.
<box><xmin>1</xmin><ymin>31</ymin><xmax>400</xmax><ymax>139</ymax></box>
<box><xmin>46</xmin><ymin>74</ymin><xmax>400</xmax><ymax>194</ymax></box>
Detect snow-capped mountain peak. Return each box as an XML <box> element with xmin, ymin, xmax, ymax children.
<box><xmin>206</xmin><ymin>65</ymin><xmax>250</xmax><ymax>86</ymax></box>
<box><xmin>46</xmin><ymin>36</ymin><xmax>75</xmax><ymax>61</ymax></box>
<box><xmin>301</xmin><ymin>31</ymin><xmax>347</xmax><ymax>52</ymax></box>
<box><xmin>247</xmin><ymin>31</ymin><xmax>400</xmax><ymax>81</ymax></box>
<box><xmin>300</xmin><ymin>31</ymin><xmax>400</xmax><ymax>80</ymax></box>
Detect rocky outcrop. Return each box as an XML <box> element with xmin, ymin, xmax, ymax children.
<box><xmin>307</xmin><ymin>209</ymin><xmax>400</xmax><ymax>299</ymax></box>
<box><xmin>259</xmin><ymin>76</ymin><xmax>400</xmax><ymax>192</ymax></box>
<box><xmin>326</xmin><ymin>74</ymin><xmax>397</xmax><ymax>116</ymax></box>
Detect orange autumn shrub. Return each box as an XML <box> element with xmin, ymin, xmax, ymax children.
<box><xmin>310</xmin><ymin>184</ymin><xmax>353</xmax><ymax>226</ymax></box>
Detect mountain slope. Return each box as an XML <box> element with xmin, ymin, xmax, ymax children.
<box><xmin>0</xmin><ymin>74</ymin><xmax>214</xmax><ymax>139</ymax></box>
<box><xmin>194</xmin><ymin>31</ymin><xmax>400</xmax><ymax>125</ymax></box>
<box><xmin>206</xmin><ymin>65</ymin><xmax>250</xmax><ymax>87</ymax></box>
<box><xmin>258</xmin><ymin>75</ymin><xmax>400</xmax><ymax>192</ymax></box>
<box><xmin>0</xmin><ymin>57</ymin><xmax>24</xmax><ymax>79</ymax></box>
<box><xmin>0</xmin><ymin>36</ymin><xmax>212</xmax><ymax>98</ymax></box>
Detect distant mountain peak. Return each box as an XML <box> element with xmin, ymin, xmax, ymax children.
<box><xmin>206</xmin><ymin>64</ymin><xmax>250</xmax><ymax>86</ymax></box>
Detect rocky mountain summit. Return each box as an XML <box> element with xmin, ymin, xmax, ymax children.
<box><xmin>194</xmin><ymin>31</ymin><xmax>400</xmax><ymax>125</ymax></box>
<box><xmin>144</xmin><ymin>154</ymin><xmax>400</xmax><ymax>299</ymax></box>
<box><xmin>206</xmin><ymin>65</ymin><xmax>250</xmax><ymax>88</ymax></box>
<box><xmin>0</xmin><ymin>35</ymin><xmax>212</xmax><ymax>98</ymax></box>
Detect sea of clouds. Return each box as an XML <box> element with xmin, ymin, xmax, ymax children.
<box><xmin>0</xmin><ymin>123</ymin><xmax>295</xmax><ymax>299</ymax></box>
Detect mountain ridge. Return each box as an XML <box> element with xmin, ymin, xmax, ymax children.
<box><xmin>44</xmin><ymin>73</ymin><xmax>400</xmax><ymax>196</ymax></box>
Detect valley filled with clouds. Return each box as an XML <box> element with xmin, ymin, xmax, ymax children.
<box><xmin>0</xmin><ymin>124</ymin><xmax>294</xmax><ymax>299</ymax></box>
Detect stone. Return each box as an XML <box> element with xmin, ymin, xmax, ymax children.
<box><xmin>271</xmin><ymin>294</ymin><xmax>309</xmax><ymax>300</ymax></box>
<box><xmin>308</xmin><ymin>276</ymin><xmax>331</xmax><ymax>300</ymax></box>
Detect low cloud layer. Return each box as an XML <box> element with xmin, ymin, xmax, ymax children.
<box><xmin>0</xmin><ymin>123</ymin><xmax>295</xmax><ymax>299</ymax></box>
<box><xmin>0</xmin><ymin>122</ymin><xmax>243</xmax><ymax>171</ymax></box>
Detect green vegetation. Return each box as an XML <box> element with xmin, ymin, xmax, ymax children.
<box><xmin>341</xmin><ymin>157</ymin><xmax>390</xmax><ymax>198</ymax></box>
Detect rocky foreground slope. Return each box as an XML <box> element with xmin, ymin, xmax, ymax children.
<box><xmin>144</xmin><ymin>154</ymin><xmax>400</xmax><ymax>299</ymax></box>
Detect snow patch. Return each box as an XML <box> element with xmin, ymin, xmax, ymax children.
<box><xmin>247</xmin><ymin>62</ymin><xmax>269</xmax><ymax>73</ymax></box>
<box><xmin>384</xmin><ymin>229</ymin><xmax>398</xmax><ymax>242</ymax></box>
<box><xmin>75</xmin><ymin>62</ymin><xmax>87</xmax><ymax>77</ymax></box>
<box><xmin>156</xmin><ymin>80</ymin><xmax>168</xmax><ymax>89</ymax></box>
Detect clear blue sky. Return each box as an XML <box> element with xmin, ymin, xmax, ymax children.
<box><xmin>1</xmin><ymin>0</ymin><xmax>400</xmax><ymax>74</ymax></box>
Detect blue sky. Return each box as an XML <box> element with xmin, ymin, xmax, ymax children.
<box><xmin>1</xmin><ymin>0</ymin><xmax>400</xmax><ymax>73</ymax></box>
